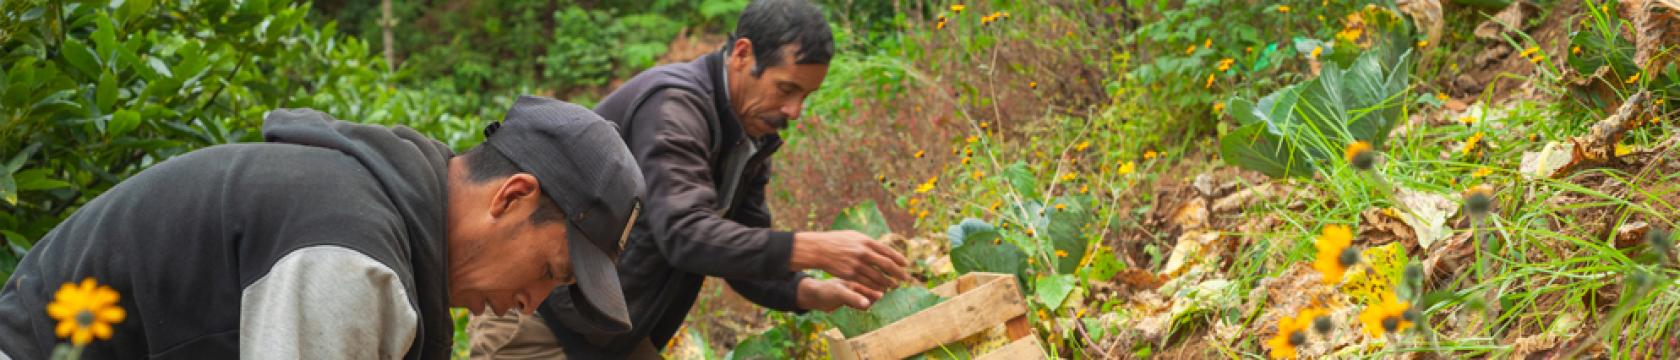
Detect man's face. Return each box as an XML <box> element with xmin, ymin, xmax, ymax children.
<box><xmin>444</xmin><ymin>172</ymin><xmax>576</xmax><ymax>316</ymax></box>
<box><xmin>725</xmin><ymin>39</ymin><xmax>829</xmax><ymax>138</ymax></box>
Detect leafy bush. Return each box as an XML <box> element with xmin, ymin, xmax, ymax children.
<box><xmin>1218</xmin><ymin>40</ymin><xmax>1415</xmax><ymax>178</ymax></box>
<box><xmin>0</xmin><ymin>0</ymin><xmax>495</xmax><ymax>278</ymax></box>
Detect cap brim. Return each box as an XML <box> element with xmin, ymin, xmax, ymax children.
<box><xmin>558</xmin><ymin>228</ymin><xmax>632</xmax><ymax>334</ymax></box>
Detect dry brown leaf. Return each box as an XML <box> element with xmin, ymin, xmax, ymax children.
<box><xmin>1520</xmin><ymin>141</ymin><xmax>1578</xmax><ymax>179</ymax></box>
<box><xmin>1577</xmin><ymin>91</ymin><xmax>1654</xmax><ymax>164</ymax></box>
<box><xmin>1613</xmin><ymin>221</ymin><xmax>1651</xmax><ymax>248</ymax></box>
<box><xmin>1632</xmin><ymin>0</ymin><xmax>1680</xmax><ymax>72</ymax></box>
<box><xmin>1397</xmin><ymin>188</ymin><xmax>1457</xmax><ymax>250</ymax></box>
<box><xmin>1398</xmin><ymin>0</ymin><xmax>1443</xmax><ymax>47</ymax></box>
<box><xmin>1169</xmin><ymin>197</ymin><xmax>1210</xmax><ymax>231</ymax></box>
<box><xmin>1114</xmin><ymin>268</ymin><xmax>1165</xmax><ymax>292</ymax></box>
<box><xmin>1359</xmin><ymin>207</ymin><xmax>1416</xmax><ymax>249</ymax></box>
<box><xmin>1474</xmin><ymin>0</ymin><xmax>1535</xmax><ymax>40</ymax></box>
<box><xmin>1423</xmin><ymin>230</ymin><xmax>1476</xmax><ymax>285</ymax></box>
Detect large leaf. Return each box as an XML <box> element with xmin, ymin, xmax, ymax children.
<box><xmin>1045</xmin><ymin>196</ymin><xmax>1093</xmax><ymax>275</ymax></box>
<box><xmin>727</xmin><ymin>326</ymin><xmax>792</xmax><ymax>360</ymax></box>
<box><xmin>830</xmin><ymin>200</ymin><xmax>891</xmax><ymax>238</ymax></box>
<box><xmin>1001</xmin><ymin>161</ymin><xmax>1039</xmax><ymax>200</ymax></box>
<box><xmin>824</xmin><ymin>287</ymin><xmax>944</xmax><ymax>338</ymax></box>
<box><xmin>951</xmin><ymin>236</ymin><xmax>1027</xmax><ymax>281</ymax></box>
<box><xmin>1219</xmin><ymin>121</ymin><xmax>1318</xmax><ymax>178</ymax></box>
<box><xmin>946</xmin><ymin>218</ymin><xmax>998</xmax><ymax>248</ymax></box>
<box><xmin>1217</xmin><ymin>44</ymin><xmax>1414</xmax><ymax>178</ymax></box>
<box><xmin>1035</xmin><ymin>274</ymin><xmax>1077</xmax><ymax>310</ymax></box>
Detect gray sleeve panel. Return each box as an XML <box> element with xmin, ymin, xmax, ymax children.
<box><xmin>239</xmin><ymin>245</ymin><xmax>418</xmax><ymax>359</ymax></box>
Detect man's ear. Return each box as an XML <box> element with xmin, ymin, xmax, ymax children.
<box><xmin>489</xmin><ymin>173</ymin><xmax>542</xmax><ymax>219</ymax></box>
<box><xmin>728</xmin><ymin>38</ymin><xmax>754</xmax><ymax>73</ymax></box>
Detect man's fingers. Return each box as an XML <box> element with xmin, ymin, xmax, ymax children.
<box><xmin>842</xmin><ymin>289</ymin><xmax>871</xmax><ymax>310</ymax></box>
<box><xmin>867</xmin><ymin>240</ymin><xmax>912</xmax><ymax>271</ymax></box>
<box><xmin>866</xmin><ymin>252</ymin><xmax>911</xmax><ymax>285</ymax></box>
<box><xmin>852</xmin><ymin>263</ymin><xmax>893</xmax><ymax>291</ymax></box>
<box><xmin>847</xmin><ymin>281</ymin><xmax>884</xmax><ymax>302</ymax></box>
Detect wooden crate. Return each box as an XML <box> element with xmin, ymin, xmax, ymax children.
<box><xmin>821</xmin><ymin>272</ymin><xmax>1045</xmax><ymax>360</ymax></box>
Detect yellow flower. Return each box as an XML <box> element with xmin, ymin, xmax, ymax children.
<box><xmin>1312</xmin><ymin>224</ymin><xmax>1357</xmax><ymax>285</ymax></box>
<box><xmin>914</xmin><ymin>150</ymin><xmax>925</xmax><ymax>159</ymax></box>
<box><xmin>875</xmin><ymin>174</ymin><xmax>887</xmax><ymax>183</ymax></box>
<box><xmin>1060</xmin><ymin>172</ymin><xmax>1077</xmax><ymax>181</ymax></box>
<box><xmin>1417</xmin><ymin>40</ymin><xmax>1429</xmax><ymax>48</ymax></box>
<box><xmin>989</xmin><ymin>200</ymin><xmax>1002</xmax><ymax>211</ymax></box>
<box><xmin>1055</xmin><ymin>249</ymin><xmax>1069</xmax><ymax>257</ymax></box>
<box><xmin>1117</xmin><ymin>161</ymin><xmax>1136</xmax><ymax>175</ymax></box>
<box><xmin>1278</xmin><ymin>5</ymin><xmax>1292</xmax><ymax>13</ymax></box>
<box><xmin>47</xmin><ymin>278</ymin><xmax>127</xmax><ymax>346</ymax></box>
<box><xmin>1615</xmin><ymin>143</ymin><xmax>1633</xmax><ymax>156</ymax></box>
<box><xmin>1359</xmin><ymin>293</ymin><xmax>1414</xmax><ymax>337</ymax></box>
<box><xmin>961</xmin><ymin>157</ymin><xmax>972</xmax><ymax>165</ymax></box>
<box><xmin>1186</xmin><ymin>45</ymin><xmax>1197</xmax><ymax>55</ymax></box>
<box><xmin>1266</xmin><ymin>313</ymin><xmax>1308</xmax><ymax>359</ymax></box>
<box><xmin>1572</xmin><ymin>46</ymin><xmax>1581</xmax><ymax>55</ymax></box>
<box><xmin>1144</xmin><ymin>150</ymin><xmax>1158</xmax><ymax>160</ymax></box>
<box><xmin>936</xmin><ymin>19</ymin><xmax>947</xmax><ymax>30</ymax></box>
<box><xmin>916</xmin><ymin>176</ymin><xmax>938</xmax><ymax>193</ymax></box>
<box><xmin>1213</xmin><ymin>102</ymin><xmax>1226</xmax><ymax>113</ymax></box>
<box><xmin>1079</xmin><ymin>184</ymin><xmax>1089</xmax><ymax>194</ymax></box>
<box><xmin>1626</xmin><ymin>73</ymin><xmax>1641</xmax><ymax>84</ymax></box>
<box><xmin>1436</xmin><ymin>93</ymin><xmax>1449</xmax><ymax>102</ymax></box>
<box><xmin>1205</xmin><ymin>73</ymin><xmax>1216</xmax><ymax>88</ymax></box>
<box><xmin>1472</xmin><ymin>166</ymin><xmax>1493</xmax><ymax>178</ymax></box>
<box><xmin>1343</xmin><ymin>141</ymin><xmax>1374</xmax><ymax>170</ymax></box>
<box><xmin>1463</xmin><ymin>132</ymin><xmax>1484</xmax><ymax>156</ymax></box>
<box><xmin>1336</xmin><ymin>27</ymin><xmax>1363</xmax><ymax>43</ymax></box>
<box><xmin>950</xmin><ymin>4</ymin><xmax>965</xmax><ymax>13</ymax></box>
<box><xmin>1458</xmin><ymin>115</ymin><xmax>1476</xmax><ymax>125</ymax></box>
<box><xmin>1075</xmin><ymin>141</ymin><xmax>1091</xmax><ymax>152</ymax></box>
<box><xmin>1520</xmin><ymin>46</ymin><xmax>1540</xmax><ymax>58</ymax></box>
<box><xmin>1217</xmin><ymin>58</ymin><xmax>1235</xmax><ymax>72</ymax></box>
<box><xmin>1297</xmin><ymin>307</ymin><xmax>1331</xmax><ymax>335</ymax></box>
<box><xmin>1310</xmin><ymin>46</ymin><xmax>1323</xmax><ymax>59</ymax></box>
<box><xmin>1029</xmin><ymin>81</ymin><xmax>1038</xmax><ymax>89</ymax></box>
<box><xmin>966</xmin><ymin>135</ymin><xmax>979</xmax><ymax>144</ymax></box>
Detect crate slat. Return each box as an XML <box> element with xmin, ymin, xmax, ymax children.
<box><xmin>822</xmin><ymin>273</ymin><xmax>1039</xmax><ymax>360</ymax></box>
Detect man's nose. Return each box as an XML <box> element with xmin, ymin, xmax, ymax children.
<box><xmin>782</xmin><ymin>100</ymin><xmax>804</xmax><ymax>120</ymax></box>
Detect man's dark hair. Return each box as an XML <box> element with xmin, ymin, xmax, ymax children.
<box><xmin>459</xmin><ymin>146</ymin><xmax>566</xmax><ymax>225</ymax></box>
<box><xmin>726</xmin><ymin>0</ymin><xmax>835</xmax><ymax>76</ymax></box>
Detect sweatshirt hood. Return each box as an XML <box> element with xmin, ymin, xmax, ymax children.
<box><xmin>260</xmin><ymin>108</ymin><xmax>455</xmax><ymax>358</ymax></box>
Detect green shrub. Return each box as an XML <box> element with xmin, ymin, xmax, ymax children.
<box><xmin>0</xmin><ymin>0</ymin><xmax>495</xmax><ymax>278</ymax></box>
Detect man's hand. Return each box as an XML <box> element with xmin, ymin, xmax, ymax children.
<box><xmin>796</xmin><ymin>278</ymin><xmax>884</xmax><ymax>312</ymax></box>
<box><xmin>790</xmin><ymin>230</ymin><xmax>911</xmax><ymax>291</ymax></box>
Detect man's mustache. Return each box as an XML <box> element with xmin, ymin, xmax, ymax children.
<box><xmin>762</xmin><ymin>115</ymin><xmax>789</xmax><ymax>130</ymax></box>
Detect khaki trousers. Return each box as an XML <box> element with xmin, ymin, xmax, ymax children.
<box><xmin>469</xmin><ymin>313</ymin><xmax>660</xmax><ymax>360</ymax></box>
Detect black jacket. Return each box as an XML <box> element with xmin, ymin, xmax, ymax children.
<box><xmin>538</xmin><ymin>52</ymin><xmax>805</xmax><ymax>357</ymax></box>
<box><xmin>0</xmin><ymin>110</ymin><xmax>453</xmax><ymax>359</ymax></box>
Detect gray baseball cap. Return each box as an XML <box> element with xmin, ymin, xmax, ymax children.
<box><xmin>482</xmin><ymin>95</ymin><xmax>643</xmax><ymax>333</ymax></box>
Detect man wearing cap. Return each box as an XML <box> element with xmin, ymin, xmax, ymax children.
<box><xmin>0</xmin><ymin>96</ymin><xmax>640</xmax><ymax>360</ymax></box>
<box><xmin>470</xmin><ymin>0</ymin><xmax>911</xmax><ymax>358</ymax></box>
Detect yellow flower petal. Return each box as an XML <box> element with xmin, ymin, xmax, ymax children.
<box><xmin>92</xmin><ymin>321</ymin><xmax>113</xmax><ymax>340</ymax></box>
<box><xmin>72</xmin><ymin>328</ymin><xmax>93</xmax><ymax>345</ymax></box>
<box><xmin>97</xmin><ymin>307</ymin><xmax>126</xmax><ymax>324</ymax></box>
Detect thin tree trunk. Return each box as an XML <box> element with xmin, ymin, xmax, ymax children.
<box><xmin>381</xmin><ymin>0</ymin><xmax>396</xmax><ymax>72</ymax></box>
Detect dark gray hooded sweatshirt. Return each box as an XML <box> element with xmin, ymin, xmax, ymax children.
<box><xmin>0</xmin><ymin>109</ymin><xmax>453</xmax><ymax>359</ymax></box>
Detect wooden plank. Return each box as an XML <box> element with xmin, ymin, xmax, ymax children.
<box><xmin>975</xmin><ymin>335</ymin><xmax>1046</xmax><ymax>360</ymax></box>
<box><xmin>821</xmin><ymin>329</ymin><xmax>858</xmax><ymax>360</ymax></box>
<box><xmin>840</xmin><ymin>274</ymin><xmax>1028</xmax><ymax>359</ymax></box>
